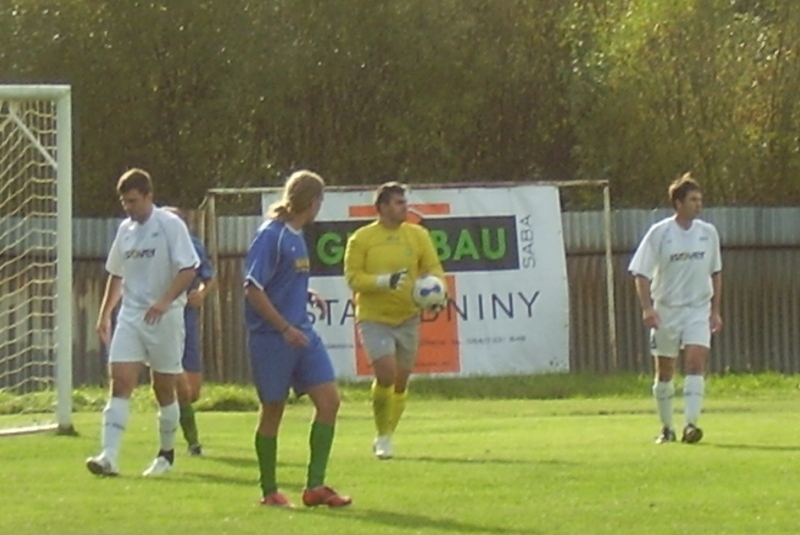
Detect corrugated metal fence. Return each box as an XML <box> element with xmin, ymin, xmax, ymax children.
<box><xmin>60</xmin><ymin>207</ymin><xmax>800</xmax><ymax>384</ymax></box>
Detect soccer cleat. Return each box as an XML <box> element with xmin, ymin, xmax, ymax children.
<box><xmin>86</xmin><ymin>454</ymin><xmax>119</xmax><ymax>477</ymax></box>
<box><xmin>260</xmin><ymin>491</ymin><xmax>294</xmax><ymax>508</ymax></box>
<box><xmin>654</xmin><ymin>427</ymin><xmax>677</xmax><ymax>444</ymax></box>
<box><xmin>188</xmin><ymin>443</ymin><xmax>203</xmax><ymax>457</ymax></box>
<box><xmin>302</xmin><ymin>485</ymin><xmax>352</xmax><ymax>508</ymax></box>
<box><xmin>372</xmin><ymin>435</ymin><xmax>393</xmax><ymax>459</ymax></box>
<box><xmin>681</xmin><ymin>424</ymin><xmax>704</xmax><ymax>444</ymax></box>
<box><xmin>142</xmin><ymin>455</ymin><xmax>173</xmax><ymax>476</ymax></box>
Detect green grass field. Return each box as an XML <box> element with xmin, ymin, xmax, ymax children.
<box><xmin>2</xmin><ymin>377</ymin><xmax>800</xmax><ymax>535</ymax></box>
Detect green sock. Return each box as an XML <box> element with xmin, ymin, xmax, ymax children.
<box><xmin>255</xmin><ymin>433</ymin><xmax>278</xmax><ymax>496</ymax></box>
<box><xmin>306</xmin><ymin>421</ymin><xmax>335</xmax><ymax>489</ymax></box>
<box><xmin>179</xmin><ymin>405</ymin><xmax>199</xmax><ymax>446</ymax></box>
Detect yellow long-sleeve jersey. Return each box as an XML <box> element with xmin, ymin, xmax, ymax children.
<box><xmin>344</xmin><ymin>220</ymin><xmax>445</xmax><ymax>325</ymax></box>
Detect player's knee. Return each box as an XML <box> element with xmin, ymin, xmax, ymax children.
<box><xmin>684</xmin><ymin>363</ymin><xmax>705</xmax><ymax>375</ymax></box>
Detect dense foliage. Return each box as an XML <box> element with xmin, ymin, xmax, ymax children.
<box><xmin>3</xmin><ymin>0</ymin><xmax>799</xmax><ymax>214</ymax></box>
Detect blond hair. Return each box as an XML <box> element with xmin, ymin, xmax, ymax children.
<box><xmin>268</xmin><ymin>170</ymin><xmax>325</xmax><ymax>220</ymax></box>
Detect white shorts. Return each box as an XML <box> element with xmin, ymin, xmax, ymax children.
<box><xmin>357</xmin><ymin>316</ymin><xmax>420</xmax><ymax>371</ymax></box>
<box><xmin>109</xmin><ymin>307</ymin><xmax>185</xmax><ymax>373</ymax></box>
<box><xmin>650</xmin><ymin>303</ymin><xmax>711</xmax><ymax>358</ymax></box>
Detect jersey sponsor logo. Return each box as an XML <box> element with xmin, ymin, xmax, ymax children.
<box><xmin>125</xmin><ymin>248</ymin><xmax>156</xmax><ymax>259</ymax></box>
<box><xmin>295</xmin><ymin>257</ymin><xmax>311</xmax><ymax>272</ymax></box>
<box><xmin>669</xmin><ymin>251</ymin><xmax>706</xmax><ymax>262</ymax></box>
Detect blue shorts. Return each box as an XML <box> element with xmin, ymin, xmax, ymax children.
<box><xmin>247</xmin><ymin>328</ymin><xmax>335</xmax><ymax>403</ymax></box>
<box><xmin>182</xmin><ymin>309</ymin><xmax>202</xmax><ymax>373</ymax></box>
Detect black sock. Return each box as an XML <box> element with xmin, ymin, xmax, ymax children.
<box><xmin>158</xmin><ymin>449</ymin><xmax>175</xmax><ymax>464</ymax></box>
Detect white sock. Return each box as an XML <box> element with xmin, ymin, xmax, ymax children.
<box><xmin>101</xmin><ymin>397</ymin><xmax>130</xmax><ymax>463</ymax></box>
<box><xmin>684</xmin><ymin>375</ymin><xmax>705</xmax><ymax>426</ymax></box>
<box><xmin>158</xmin><ymin>401</ymin><xmax>180</xmax><ymax>453</ymax></box>
<box><xmin>652</xmin><ymin>380</ymin><xmax>674</xmax><ymax>429</ymax></box>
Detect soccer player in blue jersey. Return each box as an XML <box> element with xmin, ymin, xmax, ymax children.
<box><xmin>163</xmin><ymin>207</ymin><xmax>216</xmax><ymax>456</ymax></box>
<box><xmin>244</xmin><ymin>170</ymin><xmax>351</xmax><ymax>508</ymax></box>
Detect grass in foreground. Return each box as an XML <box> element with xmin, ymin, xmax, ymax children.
<box><xmin>2</xmin><ymin>393</ymin><xmax>800</xmax><ymax>535</ymax></box>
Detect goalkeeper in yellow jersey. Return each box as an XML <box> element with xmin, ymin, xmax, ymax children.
<box><xmin>344</xmin><ymin>182</ymin><xmax>445</xmax><ymax>459</ymax></box>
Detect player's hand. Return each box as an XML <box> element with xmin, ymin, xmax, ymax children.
<box><xmin>377</xmin><ymin>269</ymin><xmax>408</xmax><ymax>290</ymax></box>
<box><xmin>187</xmin><ymin>289</ymin><xmax>204</xmax><ymax>309</ymax></box>
<box><xmin>642</xmin><ymin>307</ymin><xmax>660</xmax><ymax>329</ymax></box>
<box><xmin>96</xmin><ymin>316</ymin><xmax>112</xmax><ymax>346</ymax></box>
<box><xmin>710</xmin><ymin>312</ymin><xmax>723</xmax><ymax>334</ymax></box>
<box><xmin>145</xmin><ymin>299</ymin><xmax>170</xmax><ymax>325</ymax></box>
<box><xmin>425</xmin><ymin>294</ymin><xmax>448</xmax><ymax>313</ymax></box>
<box><xmin>282</xmin><ymin>325</ymin><xmax>309</xmax><ymax>347</ymax></box>
<box><xmin>308</xmin><ymin>289</ymin><xmax>326</xmax><ymax>320</ymax></box>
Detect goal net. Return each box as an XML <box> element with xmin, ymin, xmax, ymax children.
<box><xmin>0</xmin><ymin>85</ymin><xmax>74</xmax><ymax>435</ymax></box>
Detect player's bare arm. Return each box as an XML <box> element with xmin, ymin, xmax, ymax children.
<box><xmin>96</xmin><ymin>275</ymin><xmax>123</xmax><ymax>345</ymax></box>
<box><xmin>710</xmin><ymin>271</ymin><xmax>723</xmax><ymax>333</ymax></box>
<box><xmin>245</xmin><ymin>282</ymin><xmax>309</xmax><ymax>347</ymax></box>
<box><xmin>633</xmin><ymin>275</ymin><xmax>661</xmax><ymax>329</ymax></box>
<box><xmin>187</xmin><ymin>276</ymin><xmax>216</xmax><ymax>309</ymax></box>
<box><xmin>308</xmin><ymin>289</ymin><xmax>326</xmax><ymax>320</ymax></box>
<box><xmin>145</xmin><ymin>267</ymin><xmax>196</xmax><ymax>325</ymax></box>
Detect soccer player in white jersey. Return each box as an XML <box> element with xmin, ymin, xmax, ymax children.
<box><xmin>86</xmin><ymin>169</ymin><xmax>200</xmax><ymax>476</ymax></box>
<box><xmin>628</xmin><ymin>173</ymin><xmax>723</xmax><ymax>444</ymax></box>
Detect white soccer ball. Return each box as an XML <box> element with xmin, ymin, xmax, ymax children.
<box><xmin>412</xmin><ymin>274</ymin><xmax>447</xmax><ymax>309</ymax></box>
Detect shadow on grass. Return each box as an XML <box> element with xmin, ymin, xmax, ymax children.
<box><xmin>157</xmin><ymin>470</ymin><xmax>306</xmax><ymax>493</ymax></box>
<box><xmin>706</xmin><ymin>442</ymin><xmax>800</xmax><ymax>452</ymax></box>
<box><xmin>393</xmin><ymin>455</ymin><xmax>576</xmax><ymax>466</ymax></box>
<box><xmin>204</xmin><ymin>454</ymin><xmax>306</xmax><ymax>470</ymax></box>
<box><xmin>308</xmin><ymin>506</ymin><xmax>537</xmax><ymax>534</ymax></box>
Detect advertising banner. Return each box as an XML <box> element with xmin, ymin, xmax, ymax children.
<box><xmin>261</xmin><ymin>185</ymin><xmax>569</xmax><ymax>378</ymax></box>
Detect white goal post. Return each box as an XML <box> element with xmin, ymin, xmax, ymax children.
<box><xmin>0</xmin><ymin>85</ymin><xmax>74</xmax><ymax>435</ymax></box>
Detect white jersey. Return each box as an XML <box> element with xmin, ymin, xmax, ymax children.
<box><xmin>628</xmin><ymin>216</ymin><xmax>722</xmax><ymax>308</ymax></box>
<box><xmin>106</xmin><ymin>207</ymin><xmax>199</xmax><ymax>318</ymax></box>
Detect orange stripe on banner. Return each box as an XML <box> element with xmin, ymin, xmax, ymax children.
<box><xmin>354</xmin><ymin>274</ymin><xmax>460</xmax><ymax>376</ymax></box>
<box><xmin>348</xmin><ymin>203</ymin><xmax>451</xmax><ymax>218</ymax></box>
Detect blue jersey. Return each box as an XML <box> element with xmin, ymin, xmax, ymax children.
<box><xmin>183</xmin><ymin>236</ymin><xmax>215</xmax><ymax>372</ymax></box>
<box><xmin>190</xmin><ymin>236</ymin><xmax>215</xmax><ymax>286</ymax></box>
<box><xmin>244</xmin><ymin>218</ymin><xmax>311</xmax><ymax>333</ymax></box>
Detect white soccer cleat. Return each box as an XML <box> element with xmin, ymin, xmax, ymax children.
<box><xmin>142</xmin><ymin>456</ymin><xmax>172</xmax><ymax>477</ymax></box>
<box><xmin>86</xmin><ymin>453</ymin><xmax>119</xmax><ymax>477</ymax></box>
<box><xmin>373</xmin><ymin>435</ymin><xmax>394</xmax><ymax>460</ymax></box>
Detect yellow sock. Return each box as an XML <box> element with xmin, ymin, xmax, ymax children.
<box><xmin>371</xmin><ymin>380</ymin><xmax>393</xmax><ymax>436</ymax></box>
<box><xmin>389</xmin><ymin>390</ymin><xmax>407</xmax><ymax>433</ymax></box>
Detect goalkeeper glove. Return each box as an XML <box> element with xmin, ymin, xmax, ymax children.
<box><xmin>426</xmin><ymin>295</ymin><xmax>448</xmax><ymax>313</ymax></box>
<box><xmin>376</xmin><ymin>269</ymin><xmax>408</xmax><ymax>290</ymax></box>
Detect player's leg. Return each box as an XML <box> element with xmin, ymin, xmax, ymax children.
<box><xmin>357</xmin><ymin>321</ymin><xmax>398</xmax><ymax>457</ymax></box>
<box><xmin>388</xmin><ymin>316</ymin><xmax>421</xmax><ymax>436</ymax></box>
<box><xmin>653</xmin><ymin>356</ymin><xmax>677</xmax><ymax>443</ymax></box>
<box><xmin>141</xmin><ymin>308</ymin><xmax>184</xmax><ymax>476</ymax></box>
<box><xmin>680</xmin><ymin>308</ymin><xmax>712</xmax><ymax>443</ymax></box>
<box><xmin>87</xmin><ymin>317</ymin><xmax>146</xmax><ymax>476</ymax></box>
<box><xmin>177</xmin><ymin>372</ymin><xmax>203</xmax><ymax>454</ymax></box>
<box><xmin>178</xmin><ymin>316</ymin><xmax>204</xmax><ymax>454</ymax></box>
<box><xmin>298</xmin><ymin>332</ymin><xmax>351</xmax><ymax>508</ymax></box>
<box><xmin>249</xmin><ymin>331</ymin><xmax>293</xmax><ymax>507</ymax></box>
<box><xmin>650</xmin><ymin>313</ymin><xmax>680</xmax><ymax>443</ymax></box>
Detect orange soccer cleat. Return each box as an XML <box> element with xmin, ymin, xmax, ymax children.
<box><xmin>260</xmin><ymin>491</ymin><xmax>295</xmax><ymax>508</ymax></box>
<box><xmin>302</xmin><ymin>485</ymin><xmax>352</xmax><ymax>508</ymax></box>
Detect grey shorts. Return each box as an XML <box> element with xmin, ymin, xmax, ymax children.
<box><xmin>357</xmin><ymin>316</ymin><xmax>421</xmax><ymax>371</ymax></box>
